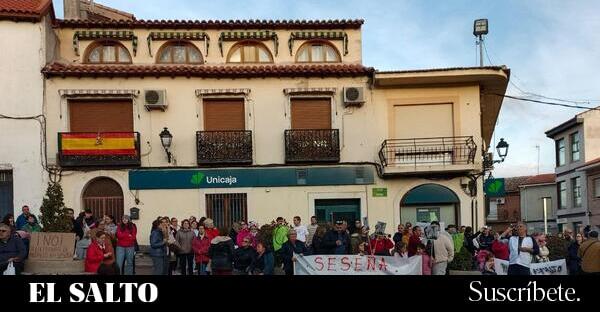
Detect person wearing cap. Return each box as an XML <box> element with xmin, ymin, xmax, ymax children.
<box><xmin>578</xmin><ymin>231</ymin><xmax>600</xmax><ymax>275</ymax></box>
<box><xmin>116</xmin><ymin>215</ymin><xmax>137</xmax><ymax>275</ymax></box>
<box><xmin>322</xmin><ymin>220</ymin><xmax>351</xmax><ymax>255</ymax></box>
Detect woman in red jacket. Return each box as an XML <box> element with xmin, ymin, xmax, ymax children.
<box><xmin>116</xmin><ymin>215</ymin><xmax>137</xmax><ymax>275</ymax></box>
<box><xmin>491</xmin><ymin>231</ymin><xmax>509</xmax><ymax>260</ymax></box>
<box><xmin>192</xmin><ymin>224</ymin><xmax>211</xmax><ymax>275</ymax></box>
<box><xmin>369</xmin><ymin>232</ymin><xmax>394</xmax><ymax>256</ymax></box>
<box><xmin>85</xmin><ymin>231</ymin><xmax>115</xmax><ymax>274</ymax></box>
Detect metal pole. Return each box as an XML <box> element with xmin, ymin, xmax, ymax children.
<box><xmin>543</xmin><ymin>198</ymin><xmax>548</xmax><ymax>234</ymax></box>
<box><xmin>536</xmin><ymin>145</ymin><xmax>540</xmax><ymax>175</ymax></box>
<box><xmin>479</xmin><ymin>35</ymin><xmax>484</xmax><ymax>67</ymax></box>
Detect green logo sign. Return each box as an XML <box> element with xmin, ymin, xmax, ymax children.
<box><xmin>190</xmin><ymin>172</ymin><xmax>205</xmax><ymax>186</ymax></box>
<box><xmin>372</xmin><ymin>188</ymin><xmax>388</xmax><ymax>197</ymax></box>
<box><xmin>484</xmin><ymin>178</ymin><xmax>505</xmax><ymax>196</ymax></box>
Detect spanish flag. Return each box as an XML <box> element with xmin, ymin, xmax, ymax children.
<box><xmin>61</xmin><ymin>133</ymin><xmax>137</xmax><ymax>156</ymax></box>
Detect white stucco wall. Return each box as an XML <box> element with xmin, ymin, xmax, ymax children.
<box><xmin>0</xmin><ymin>17</ymin><xmax>53</xmax><ymax>217</ymax></box>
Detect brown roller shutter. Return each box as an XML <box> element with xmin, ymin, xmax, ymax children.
<box><xmin>203</xmin><ymin>99</ymin><xmax>245</xmax><ymax>130</ymax></box>
<box><xmin>291</xmin><ymin>98</ymin><xmax>331</xmax><ymax>129</ymax></box>
<box><xmin>69</xmin><ymin>100</ymin><xmax>133</xmax><ymax>132</ymax></box>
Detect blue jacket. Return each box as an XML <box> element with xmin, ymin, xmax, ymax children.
<box><xmin>0</xmin><ymin>235</ymin><xmax>27</xmax><ymax>265</ymax></box>
<box><xmin>15</xmin><ymin>214</ymin><xmax>34</xmax><ymax>230</ymax></box>
<box><xmin>149</xmin><ymin>229</ymin><xmax>166</xmax><ymax>257</ymax></box>
<box><xmin>250</xmin><ymin>250</ymin><xmax>274</xmax><ymax>275</ymax></box>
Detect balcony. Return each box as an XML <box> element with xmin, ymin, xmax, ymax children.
<box><xmin>58</xmin><ymin>132</ymin><xmax>141</xmax><ymax>168</ymax></box>
<box><xmin>196</xmin><ymin>130</ymin><xmax>253</xmax><ymax>165</ymax></box>
<box><xmin>285</xmin><ymin>129</ymin><xmax>340</xmax><ymax>163</ymax></box>
<box><xmin>378</xmin><ymin>136</ymin><xmax>477</xmax><ymax>176</ymax></box>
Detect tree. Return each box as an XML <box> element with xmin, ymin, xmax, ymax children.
<box><xmin>39</xmin><ymin>182</ymin><xmax>73</xmax><ymax>232</ymax></box>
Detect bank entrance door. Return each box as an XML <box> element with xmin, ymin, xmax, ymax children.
<box><xmin>315</xmin><ymin>199</ymin><xmax>360</xmax><ymax>225</ymax></box>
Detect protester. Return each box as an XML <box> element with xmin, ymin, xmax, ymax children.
<box><xmin>229</xmin><ymin>221</ymin><xmax>242</xmax><ymax>246</ymax></box>
<box><xmin>476</xmin><ymin>226</ymin><xmax>494</xmax><ymax>251</ymax></box>
<box><xmin>103</xmin><ymin>215</ymin><xmax>117</xmax><ymax>238</ymax></box>
<box><xmin>407</xmin><ymin>226</ymin><xmax>423</xmax><ymax>256</ymax></box>
<box><xmin>150</xmin><ymin>219</ymin><xmax>168</xmax><ymax>275</ymax></box>
<box><xmin>310</xmin><ymin>225</ymin><xmax>328</xmax><ymax>255</ymax></box>
<box><xmin>567</xmin><ymin>233</ymin><xmax>583</xmax><ymax>275</ymax></box>
<box><xmin>491</xmin><ymin>231</ymin><xmax>509</xmax><ymax>260</ymax></box>
<box><xmin>463</xmin><ymin>226</ymin><xmax>477</xmax><ymax>256</ymax></box>
<box><xmin>292</xmin><ymin>216</ymin><xmax>309</xmax><ymax>243</ymax></box>
<box><xmin>501</xmin><ymin>222</ymin><xmax>539</xmax><ymax>275</ymax></box>
<box><xmin>2</xmin><ymin>213</ymin><xmax>16</xmax><ymax>235</ymax></box>
<box><xmin>350</xmin><ymin>225</ymin><xmax>369</xmax><ymax>254</ymax></box>
<box><xmin>191</xmin><ymin>220</ymin><xmax>199</xmax><ymax>237</ymax></box>
<box><xmin>15</xmin><ymin>205</ymin><xmax>37</xmax><ymax>230</ymax></box>
<box><xmin>208</xmin><ymin>228</ymin><xmax>235</xmax><ymax>275</ymax></box>
<box><xmin>175</xmin><ymin>219</ymin><xmax>195</xmax><ymax>275</ymax></box>
<box><xmin>306</xmin><ymin>216</ymin><xmax>319</xmax><ymax>248</ymax></box>
<box><xmin>392</xmin><ymin>224</ymin><xmax>405</xmax><ymax>245</ymax></box>
<box><xmin>248</xmin><ymin>221</ymin><xmax>259</xmax><ymax>248</ymax></box>
<box><xmin>249</xmin><ymin>241</ymin><xmax>274</xmax><ymax>275</ymax></box>
<box><xmin>482</xmin><ymin>253</ymin><xmax>497</xmax><ymax>275</ymax></box>
<box><xmin>85</xmin><ymin>231</ymin><xmax>116</xmax><ymax>274</ymax></box>
<box><xmin>393</xmin><ymin>241</ymin><xmax>408</xmax><ymax>258</ymax></box>
<box><xmin>447</xmin><ymin>225</ymin><xmax>464</xmax><ymax>254</ymax></box>
<box><xmin>563</xmin><ymin>228</ymin><xmax>574</xmax><ymax>242</ymax></box>
<box><xmin>429</xmin><ymin>222</ymin><xmax>454</xmax><ymax>275</ymax></box>
<box><xmin>322</xmin><ymin>220</ymin><xmax>350</xmax><ymax>254</ymax></box>
<box><xmin>0</xmin><ymin>223</ymin><xmax>26</xmax><ymax>275</ymax></box>
<box><xmin>535</xmin><ymin>234</ymin><xmax>550</xmax><ymax>263</ymax></box>
<box><xmin>233</xmin><ymin>236</ymin><xmax>257</xmax><ymax>275</ymax></box>
<box><xmin>22</xmin><ymin>215</ymin><xmax>42</xmax><ymax>233</ymax></box>
<box><xmin>192</xmin><ymin>224</ymin><xmax>211</xmax><ymax>275</ymax></box>
<box><xmin>578</xmin><ymin>231</ymin><xmax>599</xmax><ymax>275</ymax></box>
<box><xmin>166</xmin><ymin>217</ymin><xmax>179</xmax><ymax>275</ymax></box>
<box><xmin>280</xmin><ymin>229</ymin><xmax>308</xmax><ymax>275</ymax></box>
<box><xmin>236</xmin><ymin>221</ymin><xmax>251</xmax><ymax>247</ymax></box>
<box><xmin>416</xmin><ymin>243</ymin><xmax>431</xmax><ymax>275</ymax></box>
<box><xmin>272</xmin><ymin>217</ymin><xmax>289</xmax><ymax>267</ymax></box>
<box><xmin>114</xmin><ymin>215</ymin><xmax>137</xmax><ymax>275</ymax></box>
<box><xmin>204</xmin><ymin>218</ymin><xmax>219</xmax><ymax>241</ymax></box>
<box><xmin>370</xmin><ymin>231</ymin><xmax>394</xmax><ymax>256</ymax></box>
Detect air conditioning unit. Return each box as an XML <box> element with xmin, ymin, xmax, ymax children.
<box><xmin>496</xmin><ymin>198</ymin><xmax>505</xmax><ymax>205</ymax></box>
<box><xmin>343</xmin><ymin>87</ymin><xmax>365</xmax><ymax>107</ymax></box>
<box><xmin>144</xmin><ymin>89</ymin><xmax>167</xmax><ymax>111</ymax></box>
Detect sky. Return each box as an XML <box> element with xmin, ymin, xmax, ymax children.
<box><xmin>54</xmin><ymin>0</ymin><xmax>600</xmax><ymax>177</ymax></box>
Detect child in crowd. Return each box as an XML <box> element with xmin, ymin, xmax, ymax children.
<box><xmin>482</xmin><ymin>253</ymin><xmax>496</xmax><ymax>275</ymax></box>
<box><xmin>416</xmin><ymin>243</ymin><xmax>431</xmax><ymax>275</ymax></box>
<box><xmin>393</xmin><ymin>241</ymin><xmax>408</xmax><ymax>258</ymax></box>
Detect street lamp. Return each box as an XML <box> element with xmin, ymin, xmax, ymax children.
<box><xmin>496</xmin><ymin>138</ymin><xmax>509</xmax><ymax>162</ymax></box>
<box><xmin>159</xmin><ymin>127</ymin><xmax>173</xmax><ymax>163</ymax></box>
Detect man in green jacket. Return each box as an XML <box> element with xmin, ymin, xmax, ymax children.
<box><xmin>272</xmin><ymin>217</ymin><xmax>289</xmax><ymax>270</ymax></box>
<box><xmin>447</xmin><ymin>225</ymin><xmax>464</xmax><ymax>253</ymax></box>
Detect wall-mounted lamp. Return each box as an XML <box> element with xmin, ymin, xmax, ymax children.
<box><xmin>159</xmin><ymin>127</ymin><xmax>173</xmax><ymax>163</ymax></box>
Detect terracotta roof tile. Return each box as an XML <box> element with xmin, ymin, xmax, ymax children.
<box><xmin>42</xmin><ymin>63</ymin><xmax>375</xmax><ymax>78</ymax></box>
<box><xmin>0</xmin><ymin>0</ymin><xmax>53</xmax><ymax>21</ymax></box>
<box><xmin>504</xmin><ymin>176</ymin><xmax>532</xmax><ymax>192</ymax></box>
<box><xmin>521</xmin><ymin>174</ymin><xmax>556</xmax><ymax>186</ymax></box>
<box><xmin>57</xmin><ymin>18</ymin><xmax>364</xmax><ymax>29</ymax></box>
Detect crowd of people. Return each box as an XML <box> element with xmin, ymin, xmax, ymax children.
<box><xmin>1</xmin><ymin>205</ymin><xmax>599</xmax><ymax>276</ymax></box>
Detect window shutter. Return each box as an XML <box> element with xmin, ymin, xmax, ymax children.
<box><xmin>203</xmin><ymin>99</ymin><xmax>245</xmax><ymax>131</ymax></box>
<box><xmin>290</xmin><ymin>98</ymin><xmax>332</xmax><ymax>129</ymax></box>
<box><xmin>69</xmin><ymin>100</ymin><xmax>133</xmax><ymax>132</ymax></box>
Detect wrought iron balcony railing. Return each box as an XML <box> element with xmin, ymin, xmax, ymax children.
<box><xmin>196</xmin><ymin>130</ymin><xmax>253</xmax><ymax>165</ymax></box>
<box><xmin>378</xmin><ymin>136</ymin><xmax>477</xmax><ymax>168</ymax></box>
<box><xmin>58</xmin><ymin>132</ymin><xmax>141</xmax><ymax>167</ymax></box>
<box><xmin>285</xmin><ymin>129</ymin><xmax>340</xmax><ymax>163</ymax></box>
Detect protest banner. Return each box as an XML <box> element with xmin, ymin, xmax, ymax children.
<box><xmin>294</xmin><ymin>254</ymin><xmax>422</xmax><ymax>275</ymax></box>
<box><xmin>494</xmin><ymin>258</ymin><xmax>567</xmax><ymax>275</ymax></box>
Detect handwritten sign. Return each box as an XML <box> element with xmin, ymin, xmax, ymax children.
<box><xmin>494</xmin><ymin>258</ymin><xmax>567</xmax><ymax>275</ymax></box>
<box><xmin>29</xmin><ymin>232</ymin><xmax>76</xmax><ymax>261</ymax></box>
<box><xmin>294</xmin><ymin>255</ymin><xmax>423</xmax><ymax>275</ymax></box>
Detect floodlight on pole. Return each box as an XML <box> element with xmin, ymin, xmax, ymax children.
<box><xmin>473</xmin><ymin>19</ymin><xmax>488</xmax><ymax>67</ymax></box>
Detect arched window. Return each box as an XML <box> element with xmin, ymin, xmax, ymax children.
<box><xmin>227</xmin><ymin>41</ymin><xmax>273</xmax><ymax>63</ymax></box>
<box><xmin>157</xmin><ymin>41</ymin><xmax>203</xmax><ymax>64</ymax></box>
<box><xmin>82</xmin><ymin>177</ymin><xmax>124</xmax><ymax>221</ymax></box>
<box><xmin>296</xmin><ymin>41</ymin><xmax>341</xmax><ymax>63</ymax></box>
<box><xmin>85</xmin><ymin>40</ymin><xmax>132</xmax><ymax>64</ymax></box>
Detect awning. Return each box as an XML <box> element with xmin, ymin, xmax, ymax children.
<box><xmin>195</xmin><ymin>89</ymin><xmax>251</xmax><ymax>96</ymax></box>
<box><xmin>283</xmin><ymin>88</ymin><xmax>337</xmax><ymax>95</ymax></box>
<box><xmin>402</xmin><ymin>184</ymin><xmax>460</xmax><ymax>205</ymax></box>
<box><xmin>147</xmin><ymin>32</ymin><xmax>210</xmax><ymax>57</ymax></box>
<box><xmin>73</xmin><ymin>30</ymin><xmax>138</xmax><ymax>56</ymax></box>
<box><xmin>288</xmin><ymin>31</ymin><xmax>348</xmax><ymax>56</ymax></box>
<box><xmin>59</xmin><ymin>89</ymin><xmax>140</xmax><ymax>98</ymax></box>
<box><xmin>218</xmin><ymin>31</ymin><xmax>279</xmax><ymax>56</ymax></box>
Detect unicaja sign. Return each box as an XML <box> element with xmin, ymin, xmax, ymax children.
<box><xmin>190</xmin><ymin>172</ymin><xmax>238</xmax><ymax>186</ymax></box>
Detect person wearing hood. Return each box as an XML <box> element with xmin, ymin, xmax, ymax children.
<box><xmin>233</xmin><ymin>235</ymin><xmax>257</xmax><ymax>274</ymax></box>
<box><xmin>192</xmin><ymin>224</ymin><xmax>211</xmax><ymax>275</ymax></box>
<box><xmin>208</xmin><ymin>227</ymin><xmax>235</xmax><ymax>275</ymax></box>
<box><xmin>280</xmin><ymin>229</ymin><xmax>308</xmax><ymax>275</ymax></box>
<box><xmin>203</xmin><ymin>218</ymin><xmax>219</xmax><ymax>241</ymax></box>
<box><xmin>236</xmin><ymin>221</ymin><xmax>252</xmax><ymax>247</ymax></box>
<box><xmin>176</xmin><ymin>219</ymin><xmax>195</xmax><ymax>275</ymax></box>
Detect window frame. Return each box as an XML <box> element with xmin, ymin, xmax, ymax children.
<box><xmin>295</xmin><ymin>40</ymin><xmax>342</xmax><ymax>63</ymax></box>
<box><xmin>594</xmin><ymin>178</ymin><xmax>600</xmax><ymax>198</ymax></box>
<box><xmin>556</xmin><ymin>138</ymin><xmax>566</xmax><ymax>167</ymax></box>
<box><xmin>572</xmin><ymin>177</ymin><xmax>582</xmax><ymax>208</ymax></box>
<box><xmin>84</xmin><ymin>40</ymin><xmax>132</xmax><ymax>64</ymax></box>
<box><xmin>226</xmin><ymin>40</ymin><xmax>274</xmax><ymax>64</ymax></box>
<box><xmin>570</xmin><ymin>131</ymin><xmax>580</xmax><ymax>162</ymax></box>
<box><xmin>558</xmin><ymin>181</ymin><xmax>567</xmax><ymax>210</ymax></box>
<box><xmin>156</xmin><ymin>40</ymin><xmax>204</xmax><ymax>64</ymax></box>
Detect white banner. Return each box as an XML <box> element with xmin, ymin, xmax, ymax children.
<box><xmin>494</xmin><ymin>259</ymin><xmax>567</xmax><ymax>275</ymax></box>
<box><xmin>294</xmin><ymin>255</ymin><xmax>423</xmax><ymax>275</ymax></box>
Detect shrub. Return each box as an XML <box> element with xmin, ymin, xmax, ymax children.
<box><xmin>546</xmin><ymin>235</ymin><xmax>569</xmax><ymax>261</ymax></box>
<box><xmin>39</xmin><ymin>182</ymin><xmax>73</xmax><ymax>232</ymax></box>
<box><xmin>448</xmin><ymin>246</ymin><xmax>475</xmax><ymax>271</ymax></box>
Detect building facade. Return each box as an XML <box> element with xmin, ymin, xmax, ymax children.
<box><xmin>5</xmin><ymin>2</ymin><xmax>511</xmax><ymax>244</ymax></box>
<box><xmin>486</xmin><ymin>176</ymin><xmax>530</xmax><ymax>232</ymax></box>
<box><xmin>577</xmin><ymin>158</ymin><xmax>600</xmax><ymax>230</ymax></box>
<box><xmin>0</xmin><ymin>0</ymin><xmax>57</xmax><ymax>218</ymax></box>
<box><xmin>546</xmin><ymin>107</ymin><xmax>600</xmax><ymax>233</ymax></box>
<box><xmin>519</xmin><ymin>174</ymin><xmax>558</xmax><ymax>234</ymax></box>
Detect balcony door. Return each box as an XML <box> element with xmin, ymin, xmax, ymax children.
<box><xmin>82</xmin><ymin>177</ymin><xmax>124</xmax><ymax>222</ymax></box>
<box><xmin>203</xmin><ymin>99</ymin><xmax>245</xmax><ymax>131</ymax></box>
<box><xmin>290</xmin><ymin>98</ymin><xmax>331</xmax><ymax>130</ymax></box>
<box><xmin>69</xmin><ymin>100</ymin><xmax>133</xmax><ymax>132</ymax></box>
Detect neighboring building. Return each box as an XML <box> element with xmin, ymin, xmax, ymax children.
<box><xmin>0</xmin><ymin>0</ymin><xmax>57</xmax><ymax>218</ymax></box>
<box><xmin>487</xmin><ymin>176</ymin><xmax>530</xmax><ymax>232</ymax></box>
<box><xmin>34</xmin><ymin>2</ymin><xmax>509</xmax><ymax>244</ymax></box>
<box><xmin>63</xmin><ymin>0</ymin><xmax>135</xmax><ymax>21</ymax></box>
<box><xmin>577</xmin><ymin>157</ymin><xmax>600</xmax><ymax>231</ymax></box>
<box><xmin>546</xmin><ymin>106</ymin><xmax>600</xmax><ymax>233</ymax></box>
<box><xmin>519</xmin><ymin>174</ymin><xmax>557</xmax><ymax>234</ymax></box>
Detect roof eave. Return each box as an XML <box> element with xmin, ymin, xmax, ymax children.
<box><xmin>545</xmin><ymin>117</ymin><xmax>583</xmax><ymax>138</ymax></box>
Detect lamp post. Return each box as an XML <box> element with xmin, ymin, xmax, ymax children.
<box><xmin>159</xmin><ymin>127</ymin><xmax>173</xmax><ymax>163</ymax></box>
<box><xmin>473</xmin><ymin>18</ymin><xmax>489</xmax><ymax>67</ymax></box>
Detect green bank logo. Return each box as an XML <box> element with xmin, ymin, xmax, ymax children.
<box><xmin>190</xmin><ymin>172</ymin><xmax>205</xmax><ymax>186</ymax></box>
<box><xmin>484</xmin><ymin>178</ymin><xmax>505</xmax><ymax>196</ymax></box>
